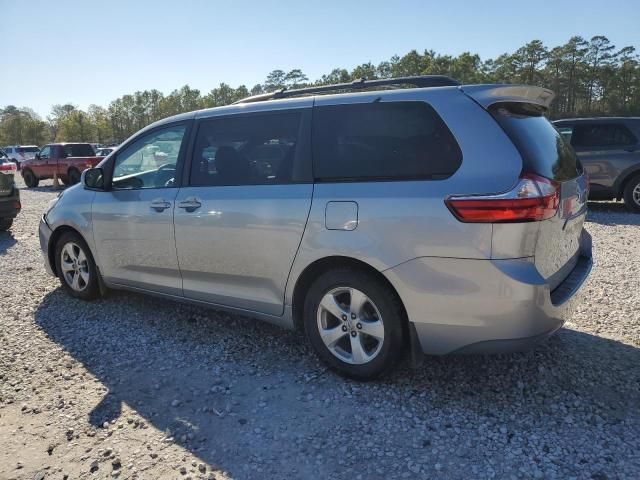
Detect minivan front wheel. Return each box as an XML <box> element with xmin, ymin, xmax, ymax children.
<box><xmin>54</xmin><ymin>232</ymin><xmax>100</xmax><ymax>300</ymax></box>
<box><xmin>304</xmin><ymin>268</ymin><xmax>405</xmax><ymax>379</ymax></box>
<box><xmin>623</xmin><ymin>174</ymin><xmax>640</xmax><ymax>213</ymax></box>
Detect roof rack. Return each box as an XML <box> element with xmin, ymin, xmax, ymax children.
<box><xmin>233</xmin><ymin>75</ymin><xmax>460</xmax><ymax>104</ymax></box>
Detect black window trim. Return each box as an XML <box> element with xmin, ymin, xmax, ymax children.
<box><xmin>104</xmin><ymin>119</ymin><xmax>194</xmax><ymax>191</ymax></box>
<box><xmin>571</xmin><ymin>122</ymin><xmax>639</xmax><ymax>149</ymax></box>
<box><xmin>183</xmin><ymin>108</ymin><xmax>313</xmax><ymax>188</ymax></box>
<box><xmin>310</xmin><ymin>99</ymin><xmax>463</xmax><ymax>184</ymax></box>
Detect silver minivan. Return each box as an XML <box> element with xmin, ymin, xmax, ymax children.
<box><xmin>39</xmin><ymin>76</ymin><xmax>592</xmax><ymax>379</ymax></box>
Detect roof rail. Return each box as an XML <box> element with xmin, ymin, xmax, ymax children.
<box><xmin>233</xmin><ymin>75</ymin><xmax>460</xmax><ymax>104</ymax></box>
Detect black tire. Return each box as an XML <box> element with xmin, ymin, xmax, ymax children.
<box><xmin>623</xmin><ymin>174</ymin><xmax>640</xmax><ymax>213</ymax></box>
<box><xmin>54</xmin><ymin>231</ymin><xmax>100</xmax><ymax>300</ymax></box>
<box><xmin>0</xmin><ymin>218</ymin><xmax>13</xmax><ymax>231</ymax></box>
<box><xmin>68</xmin><ymin>168</ymin><xmax>81</xmax><ymax>185</ymax></box>
<box><xmin>303</xmin><ymin>267</ymin><xmax>406</xmax><ymax>380</ymax></box>
<box><xmin>22</xmin><ymin>169</ymin><xmax>39</xmax><ymax>188</ymax></box>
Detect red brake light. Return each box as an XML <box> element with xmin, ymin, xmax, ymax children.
<box><xmin>0</xmin><ymin>162</ymin><xmax>17</xmax><ymax>172</ymax></box>
<box><xmin>445</xmin><ymin>173</ymin><xmax>560</xmax><ymax>223</ymax></box>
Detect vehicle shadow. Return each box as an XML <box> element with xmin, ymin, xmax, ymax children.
<box><xmin>587</xmin><ymin>201</ymin><xmax>640</xmax><ymax>225</ymax></box>
<box><xmin>0</xmin><ymin>230</ymin><xmax>17</xmax><ymax>254</ymax></box>
<box><xmin>19</xmin><ymin>184</ymin><xmax>67</xmax><ymax>193</ymax></box>
<box><xmin>34</xmin><ymin>288</ymin><xmax>640</xmax><ymax>479</ymax></box>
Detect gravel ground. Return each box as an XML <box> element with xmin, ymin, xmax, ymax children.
<box><xmin>1</xmin><ymin>177</ymin><xmax>639</xmax><ymax>480</ymax></box>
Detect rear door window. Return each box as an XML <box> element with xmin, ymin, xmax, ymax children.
<box><xmin>189</xmin><ymin>111</ymin><xmax>303</xmax><ymax>187</ymax></box>
<box><xmin>312</xmin><ymin>101</ymin><xmax>462</xmax><ymax>182</ymax></box>
<box><xmin>490</xmin><ymin>103</ymin><xmax>580</xmax><ymax>182</ymax></box>
<box><xmin>64</xmin><ymin>144</ymin><xmax>96</xmax><ymax>157</ymax></box>
<box><xmin>571</xmin><ymin>124</ymin><xmax>637</xmax><ymax>148</ymax></box>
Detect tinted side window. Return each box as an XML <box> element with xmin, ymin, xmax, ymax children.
<box><xmin>571</xmin><ymin>124</ymin><xmax>637</xmax><ymax>148</ymax></box>
<box><xmin>312</xmin><ymin>101</ymin><xmax>462</xmax><ymax>181</ymax></box>
<box><xmin>39</xmin><ymin>146</ymin><xmax>51</xmax><ymax>159</ymax></box>
<box><xmin>190</xmin><ymin>112</ymin><xmax>302</xmax><ymax>187</ymax></box>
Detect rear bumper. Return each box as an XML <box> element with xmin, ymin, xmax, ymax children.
<box><xmin>0</xmin><ymin>189</ymin><xmax>21</xmax><ymax>219</ymax></box>
<box><xmin>39</xmin><ymin>215</ymin><xmax>56</xmax><ymax>276</ymax></box>
<box><xmin>384</xmin><ymin>229</ymin><xmax>593</xmax><ymax>355</ymax></box>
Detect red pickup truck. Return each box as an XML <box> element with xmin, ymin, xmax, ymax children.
<box><xmin>21</xmin><ymin>143</ymin><xmax>104</xmax><ymax>188</ymax></box>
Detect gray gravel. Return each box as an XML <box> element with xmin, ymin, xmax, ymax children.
<box><xmin>1</xmin><ymin>177</ymin><xmax>639</xmax><ymax>480</ymax></box>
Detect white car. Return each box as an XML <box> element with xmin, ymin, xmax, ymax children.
<box><xmin>4</xmin><ymin>145</ymin><xmax>39</xmax><ymax>169</ymax></box>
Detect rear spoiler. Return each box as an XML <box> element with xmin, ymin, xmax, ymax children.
<box><xmin>460</xmin><ymin>84</ymin><xmax>555</xmax><ymax>111</ymax></box>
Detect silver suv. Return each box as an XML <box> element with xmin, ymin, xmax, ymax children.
<box><xmin>553</xmin><ymin>117</ymin><xmax>640</xmax><ymax>212</ymax></box>
<box><xmin>39</xmin><ymin>77</ymin><xmax>592</xmax><ymax>379</ymax></box>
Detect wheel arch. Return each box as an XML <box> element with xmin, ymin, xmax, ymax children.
<box><xmin>615</xmin><ymin>165</ymin><xmax>640</xmax><ymax>199</ymax></box>
<box><xmin>290</xmin><ymin>255</ymin><xmax>409</xmax><ymax>333</ymax></box>
<box><xmin>48</xmin><ymin>225</ymin><xmax>94</xmax><ymax>276</ymax></box>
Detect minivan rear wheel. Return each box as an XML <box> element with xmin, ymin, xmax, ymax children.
<box><xmin>303</xmin><ymin>268</ymin><xmax>405</xmax><ymax>380</ymax></box>
<box><xmin>54</xmin><ymin>231</ymin><xmax>100</xmax><ymax>300</ymax></box>
<box><xmin>623</xmin><ymin>174</ymin><xmax>640</xmax><ymax>213</ymax></box>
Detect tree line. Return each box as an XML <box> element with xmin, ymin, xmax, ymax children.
<box><xmin>1</xmin><ymin>35</ymin><xmax>639</xmax><ymax>146</ymax></box>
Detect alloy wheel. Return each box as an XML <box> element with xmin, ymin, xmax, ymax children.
<box><xmin>316</xmin><ymin>287</ymin><xmax>385</xmax><ymax>364</ymax></box>
<box><xmin>60</xmin><ymin>242</ymin><xmax>90</xmax><ymax>292</ymax></box>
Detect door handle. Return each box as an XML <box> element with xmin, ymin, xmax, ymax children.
<box><xmin>177</xmin><ymin>197</ymin><xmax>202</xmax><ymax>212</ymax></box>
<box><xmin>150</xmin><ymin>199</ymin><xmax>172</xmax><ymax>212</ymax></box>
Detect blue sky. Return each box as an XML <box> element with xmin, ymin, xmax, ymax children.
<box><xmin>1</xmin><ymin>0</ymin><xmax>639</xmax><ymax>117</ymax></box>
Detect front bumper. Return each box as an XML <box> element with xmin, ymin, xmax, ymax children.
<box><xmin>39</xmin><ymin>215</ymin><xmax>56</xmax><ymax>276</ymax></box>
<box><xmin>384</xmin><ymin>230</ymin><xmax>593</xmax><ymax>355</ymax></box>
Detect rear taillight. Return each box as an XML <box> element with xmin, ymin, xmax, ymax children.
<box><xmin>0</xmin><ymin>163</ymin><xmax>17</xmax><ymax>173</ymax></box>
<box><xmin>445</xmin><ymin>173</ymin><xmax>560</xmax><ymax>223</ymax></box>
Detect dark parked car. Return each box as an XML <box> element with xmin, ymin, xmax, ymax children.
<box><xmin>0</xmin><ymin>152</ymin><xmax>21</xmax><ymax>231</ymax></box>
<box><xmin>553</xmin><ymin>117</ymin><xmax>640</xmax><ymax>212</ymax></box>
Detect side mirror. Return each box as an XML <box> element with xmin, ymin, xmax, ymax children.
<box><xmin>35</xmin><ymin>153</ymin><xmax>40</xmax><ymax>160</ymax></box>
<box><xmin>83</xmin><ymin>167</ymin><xmax>105</xmax><ymax>191</ymax></box>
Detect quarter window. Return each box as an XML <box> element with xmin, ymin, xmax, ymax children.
<box><xmin>112</xmin><ymin>125</ymin><xmax>186</xmax><ymax>190</ymax></box>
<box><xmin>189</xmin><ymin>112</ymin><xmax>302</xmax><ymax>186</ymax></box>
<box><xmin>571</xmin><ymin>124</ymin><xmax>637</xmax><ymax>148</ymax></box>
<box><xmin>312</xmin><ymin>101</ymin><xmax>462</xmax><ymax>181</ymax></box>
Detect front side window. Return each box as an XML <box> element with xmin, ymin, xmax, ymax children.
<box><xmin>112</xmin><ymin>125</ymin><xmax>186</xmax><ymax>190</ymax></box>
<box><xmin>571</xmin><ymin>124</ymin><xmax>637</xmax><ymax>148</ymax></box>
<box><xmin>312</xmin><ymin>101</ymin><xmax>462</xmax><ymax>181</ymax></box>
<box><xmin>190</xmin><ymin>112</ymin><xmax>302</xmax><ymax>187</ymax></box>
<box><xmin>39</xmin><ymin>146</ymin><xmax>51</xmax><ymax>159</ymax></box>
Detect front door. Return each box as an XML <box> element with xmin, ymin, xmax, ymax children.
<box><xmin>91</xmin><ymin>122</ymin><xmax>190</xmax><ymax>295</ymax></box>
<box><xmin>174</xmin><ymin>108</ymin><xmax>313</xmax><ymax>315</ymax></box>
<box><xmin>34</xmin><ymin>145</ymin><xmax>51</xmax><ymax>177</ymax></box>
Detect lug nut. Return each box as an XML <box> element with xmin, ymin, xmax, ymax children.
<box><xmin>341</xmin><ymin>315</ymin><xmax>347</xmax><ymax>321</ymax></box>
<box><xmin>342</xmin><ymin>325</ymin><xmax>348</xmax><ymax>332</ymax></box>
<box><xmin>351</xmin><ymin>313</ymin><xmax>356</xmax><ymax>319</ymax></box>
<box><xmin>356</xmin><ymin>323</ymin><xmax>362</xmax><ymax>330</ymax></box>
<box><xmin>350</xmin><ymin>331</ymin><xmax>357</xmax><ymax>337</ymax></box>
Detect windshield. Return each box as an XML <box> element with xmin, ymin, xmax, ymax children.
<box><xmin>64</xmin><ymin>144</ymin><xmax>96</xmax><ymax>157</ymax></box>
<box><xmin>0</xmin><ymin>150</ymin><xmax>7</xmax><ymax>158</ymax></box>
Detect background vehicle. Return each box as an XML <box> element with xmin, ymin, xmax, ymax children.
<box><xmin>95</xmin><ymin>147</ymin><xmax>116</xmax><ymax>157</ymax></box>
<box><xmin>0</xmin><ymin>152</ymin><xmax>21</xmax><ymax>231</ymax></box>
<box><xmin>3</xmin><ymin>145</ymin><xmax>39</xmax><ymax>170</ymax></box>
<box><xmin>554</xmin><ymin>117</ymin><xmax>640</xmax><ymax>212</ymax></box>
<box><xmin>39</xmin><ymin>77</ymin><xmax>592</xmax><ymax>379</ymax></box>
<box><xmin>21</xmin><ymin>143</ymin><xmax>102</xmax><ymax>188</ymax></box>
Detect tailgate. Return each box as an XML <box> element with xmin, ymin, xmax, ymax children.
<box><xmin>535</xmin><ymin>173</ymin><xmax>588</xmax><ymax>288</ymax></box>
<box><xmin>0</xmin><ymin>171</ymin><xmax>15</xmax><ymax>197</ymax></box>
<box><xmin>486</xmin><ymin>99</ymin><xmax>587</xmax><ymax>288</ymax></box>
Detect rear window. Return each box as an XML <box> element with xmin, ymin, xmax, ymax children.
<box><xmin>312</xmin><ymin>101</ymin><xmax>462</xmax><ymax>181</ymax></box>
<box><xmin>63</xmin><ymin>144</ymin><xmax>95</xmax><ymax>157</ymax></box>
<box><xmin>17</xmin><ymin>147</ymin><xmax>39</xmax><ymax>153</ymax></box>
<box><xmin>491</xmin><ymin>103</ymin><xmax>580</xmax><ymax>182</ymax></box>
